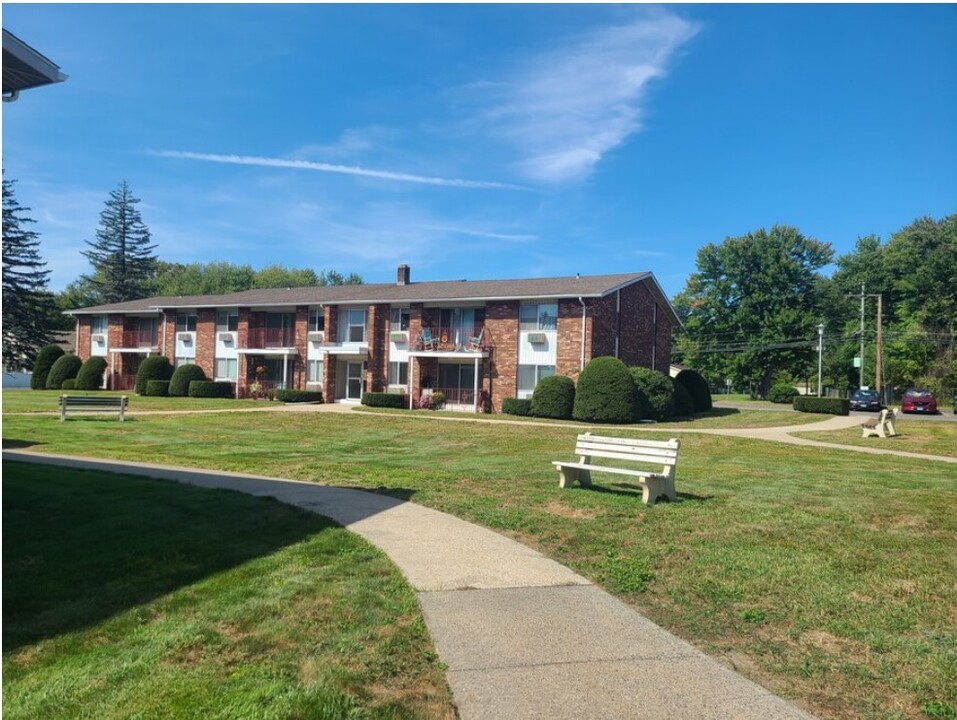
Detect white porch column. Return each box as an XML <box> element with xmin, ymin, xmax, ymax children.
<box><xmin>282</xmin><ymin>355</ymin><xmax>289</xmax><ymax>390</ymax></box>
<box><xmin>473</xmin><ymin>356</ymin><xmax>479</xmax><ymax>412</ymax></box>
<box><xmin>409</xmin><ymin>356</ymin><xmax>416</xmax><ymax>409</ymax></box>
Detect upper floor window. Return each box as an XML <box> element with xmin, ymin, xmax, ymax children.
<box><xmin>390</xmin><ymin>307</ymin><xmax>410</xmax><ymax>331</ymax></box>
<box><xmin>340</xmin><ymin>308</ymin><xmax>366</xmax><ymax>343</ymax></box>
<box><xmin>216</xmin><ymin>311</ymin><xmax>238</xmax><ymax>332</ymax></box>
<box><xmin>309</xmin><ymin>308</ymin><xmax>325</xmax><ymax>332</ymax></box>
<box><xmin>520</xmin><ymin>303</ymin><xmax>557</xmax><ymax>332</ymax></box>
<box><xmin>91</xmin><ymin>315</ymin><xmax>108</xmax><ymax>334</ymax></box>
<box><xmin>176</xmin><ymin>312</ymin><xmax>197</xmax><ymax>332</ymax></box>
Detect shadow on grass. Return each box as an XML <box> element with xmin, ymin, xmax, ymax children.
<box><xmin>2</xmin><ymin>438</ymin><xmax>44</xmax><ymax>449</ymax></box>
<box><xmin>663</xmin><ymin>408</ymin><xmax>742</xmax><ymax>424</ymax></box>
<box><xmin>2</xmin><ymin>460</ymin><xmax>348</xmax><ymax>652</ymax></box>
<box><xmin>587</xmin><ymin>483</ymin><xmax>713</xmax><ymax>502</ymax></box>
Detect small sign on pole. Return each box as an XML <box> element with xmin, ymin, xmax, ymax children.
<box><xmin>853</xmin><ymin>357</ymin><xmax>861</xmax><ymax>368</ymax></box>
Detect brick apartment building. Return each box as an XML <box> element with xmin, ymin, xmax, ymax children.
<box><xmin>66</xmin><ymin>266</ymin><xmax>679</xmax><ymax>412</ymax></box>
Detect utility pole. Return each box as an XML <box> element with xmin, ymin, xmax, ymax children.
<box><xmin>875</xmin><ymin>294</ymin><xmax>883</xmax><ymax>392</ymax></box>
<box><xmin>817</xmin><ymin>323</ymin><xmax>825</xmax><ymax>397</ymax></box>
<box><xmin>847</xmin><ymin>284</ymin><xmax>882</xmax><ymax>390</ymax></box>
<box><xmin>858</xmin><ymin>284</ymin><xmax>865</xmax><ymax>388</ymax></box>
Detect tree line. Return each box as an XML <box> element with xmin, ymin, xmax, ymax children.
<box><xmin>2</xmin><ymin>178</ymin><xmax>361</xmax><ymax>370</ymax></box>
<box><xmin>673</xmin><ymin>215</ymin><xmax>956</xmax><ymax>399</ymax></box>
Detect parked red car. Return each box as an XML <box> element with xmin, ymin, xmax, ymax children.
<box><xmin>901</xmin><ymin>388</ymin><xmax>938</xmax><ymax>414</ymax></box>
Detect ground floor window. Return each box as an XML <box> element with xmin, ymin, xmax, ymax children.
<box><xmin>308</xmin><ymin>359</ymin><xmax>324</xmax><ymax>384</ymax></box>
<box><xmin>215</xmin><ymin>358</ymin><xmax>237</xmax><ymax>380</ymax></box>
<box><xmin>388</xmin><ymin>361</ymin><xmax>408</xmax><ymax>386</ymax></box>
<box><xmin>174</xmin><ymin>356</ymin><xmax>196</xmax><ymax>368</ymax></box>
<box><xmin>517</xmin><ymin>364</ymin><xmax>555</xmax><ymax>399</ymax></box>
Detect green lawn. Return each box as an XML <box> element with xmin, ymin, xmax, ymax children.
<box><xmin>794</xmin><ymin>421</ymin><xmax>957</xmax><ymax>459</ymax></box>
<box><xmin>2</xmin><ymin>462</ymin><xmax>454</xmax><ymax>719</ymax></box>
<box><xmin>3</xmin><ymin>401</ymin><xmax>956</xmax><ymax>720</ymax></box>
<box><xmin>2</xmin><ymin>389</ymin><xmax>260</xmax><ymax>414</ymax></box>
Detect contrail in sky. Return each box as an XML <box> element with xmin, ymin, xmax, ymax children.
<box><xmin>153</xmin><ymin>150</ymin><xmax>526</xmax><ymax>190</ymax></box>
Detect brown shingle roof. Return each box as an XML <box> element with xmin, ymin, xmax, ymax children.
<box><xmin>65</xmin><ymin>271</ymin><xmax>675</xmax><ymax>320</ymax></box>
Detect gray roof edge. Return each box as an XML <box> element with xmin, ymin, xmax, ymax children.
<box><xmin>3</xmin><ymin>29</ymin><xmax>67</xmax><ymax>83</ymax></box>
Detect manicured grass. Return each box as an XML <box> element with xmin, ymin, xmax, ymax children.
<box><xmin>2</xmin><ymin>389</ymin><xmax>262</xmax><ymax>414</ymax></box>
<box><xmin>794</xmin><ymin>420</ymin><xmax>957</xmax><ymax>458</ymax></box>
<box><xmin>4</xmin><ymin>407</ymin><xmax>956</xmax><ymax>720</ymax></box>
<box><xmin>2</xmin><ymin>461</ymin><xmax>454</xmax><ymax>719</ymax></box>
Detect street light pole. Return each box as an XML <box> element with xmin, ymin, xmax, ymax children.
<box><xmin>817</xmin><ymin>323</ymin><xmax>825</xmax><ymax>397</ymax></box>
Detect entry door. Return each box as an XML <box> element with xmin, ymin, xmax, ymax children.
<box><xmin>346</xmin><ymin>361</ymin><xmax>363</xmax><ymax>400</ymax></box>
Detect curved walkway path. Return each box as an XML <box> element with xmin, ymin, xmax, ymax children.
<box><xmin>3</xmin><ymin>448</ymin><xmax>815</xmax><ymax>720</ymax></box>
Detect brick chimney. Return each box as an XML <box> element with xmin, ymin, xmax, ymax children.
<box><xmin>397</xmin><ymin>264</ymin><xmax>411</xmax><ymax>286</ymax></box>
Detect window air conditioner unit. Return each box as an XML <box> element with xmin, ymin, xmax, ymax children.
<box><xmin>527</xmin><ymin>332</ymin><xmax>548</xmax><ymax>344</ymax></box>
<box><xmin>307</xmin><ymin>331</ymin><xmax>324</xmax><ymax>342</ymax></box>
<box><xmin>218</xmin><ymin>332</ymin><xmax>235</xmax><ymax>342</ymax></box>
<box><xmin>390</xmin><ymin>331</ymin><xmax>409</xmax><ymax>342</ymax></box>
<box><xmin>177</xmin><ymin>332</ymin><xmax>193</xmax><ymax>343</ymax></box>
<box><xmin>91</xmin><ymin>333</ymin><xmax>106</xmax><ymax>344</ymax></box>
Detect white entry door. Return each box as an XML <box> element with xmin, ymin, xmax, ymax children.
<box><xmin>346</xmin><ymin>361</ymin><xmax>364</xmax><ymax>401</ymax></box>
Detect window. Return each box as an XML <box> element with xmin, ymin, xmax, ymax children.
<box><xmin>517</xmin><ymin>364</ymin><xmax>555</xmax><ymax>399</ymax></box>
<box><xmin>388</xmin><ymin>361</ymin><xmax>409</xmax><ymax>386</ymax></box>
<box><xmin>91</xmin><ymin>315</ymin><xmax>108</xmax><ymax>334</ymax></box>
<box><xmin>174</xmin><ymin>357</ymin><xmax>196</xmax><ymax>368</ymax></box>
<box><xmin>307</xmin><ymin>359</ymin><xmax>324</xmax><ymax>384</ymax></box>
<box><xmin>309</xmin><ymin>309</ymin><xmax>325</xmax><ymax>332</ymax></box>
<box><xmin>216</xmin><ymin>311</ymin><xmax>238</xmax><ymax>332</ymax></box>
<box><xmin>390</xmin><ymin>307</ymin><xmax>410</xmax><ymax>331</ymax></box>
<box><xmin>176</xmin><ymin>312</ymin><xmax>197</xmax><ymax>332</ymax></box>
<box><xmin>215</xmin><ymin>358</ymin><xmax>238</xmax><ymax>379</ymax></box>
<box><xmin>520</xmin><ymin>303</ymin><xmax>558</xmax><ymax>332</ymax></box>
<box><xmin>347</xmin><ymin>309</ymin><xmax>366</xmax><ymax>343</ymax></box>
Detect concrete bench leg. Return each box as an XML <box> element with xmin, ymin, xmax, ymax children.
<box><xmin>641</xmin><ymin>477</ymin><xmax>664</xmax><ymax>505</ymax></box>
<box><xmin>557</xmin><ymin>466</ymin><xmax>592</xmax><ymax>489</ymax></box>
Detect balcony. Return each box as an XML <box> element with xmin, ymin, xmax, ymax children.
<box><xmin>246</xmin><ymin>327</ymin><xmax>295</xmax><ymax>349</ymax></box>
<box><xmin>412</xmin><ymin>325</ymin><xmax>487</xmax><ymax>353</ymax></box>
<box><xmin>117</xmin><ymin>330</ymin><xmax>158</xmax><ymax>349</ymax></box>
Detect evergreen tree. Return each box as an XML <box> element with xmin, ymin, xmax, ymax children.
<box><xmin>81</xmin><ymin>180</ymin><xmax>157</xmax><ymax>304</ymax></box>
<box><xmin>2</xmin><ymin>177</ymin><xmax>56</xmax><ymax>370</ymax></box>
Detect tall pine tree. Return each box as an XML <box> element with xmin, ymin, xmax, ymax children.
<box><xmin>2</xmin><ymin>176</ymin><xmax>56</xmax><ymax>370</ymax></box>
<box><xmin>82</xmin><ymin>180</ymin><xmax>157</xmax><ymax>304</ymax></box>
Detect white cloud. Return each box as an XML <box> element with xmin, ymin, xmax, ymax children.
<box><xmin>152</xmin><ymin>150</ymin><xmax>526</xmax><ymax>191</ymax></box>
<box><xmin>469</xmin><ymin>11</ymin><xmax>698</xmax><ymax>183</ymax></box>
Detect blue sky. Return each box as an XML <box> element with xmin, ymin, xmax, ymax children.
<box><xmin>3</xmin><ymin>4</ymin><xmax>955</xmax><ymax>299</ymax></box>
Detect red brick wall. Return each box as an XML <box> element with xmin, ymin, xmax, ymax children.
<box><xmin>322</xmin><ymin>305</ymin><xmax>338</xmax><ymax>402</ymax></box>
<box><xmin>556</xmin><ymin>299</ymin><xmax>592</xmax><ymax>381</ymax></box>
<box><xmin>484</xmin><ymin>300</ymin><xmax>519</xmax><ymax>412</ymax></box>
<box><xmin>162</xmin><ymin>310</ymin><xmax>176</xmax><ymax>359</ymax></box>
<box><xmin>77</xmin><ymin>317</ymin><xmax>92</xmax><ymax>362</ymax></box>
<box><xmin>294</xmin><ymin>306</ymin><xmax>308</xmax><ymax>390</ymax></box>
<box><xmin>237</xmin><ymin>308</ymin><xmax>251</xmax><ymax>396</ymax></box>
<box><xmin>367</xmin><ymin>303</ymin><xmax>389</xmax><ymax>392</ymax></box>
<box><xmin>195</xmin><ymin>309</ymin><xmax>216</xmax><ymax>379</ymax></box>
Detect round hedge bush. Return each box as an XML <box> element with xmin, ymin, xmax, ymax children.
<box><xmin>169</xmin><ymin>363</ymin><xmax>208</xmax><ymax>397</ymax></box>
<box><xmin>277</xmin><ymin>389</ymin><xmax>325</xmax><ymax>403</ymax></box>
<box><xmin>672</xmin><ymin>377</ymin><xmax>695</xmax><ymax>417</ymax></box>
<box><xmin>146</xmin><ymin>380</ymin><xmax>170</xmax><ymax>397</ymax></box>
<box><xmin>135</xmin><ymin>356</ymin><xmax>173</xmax><ymax>395</ymax></box>
<box><xmin>502</xmin><ymin>397</ymin><xmax>532</xmax><ymax>416</ymax></box>
<box><xmin>573</xmin><ymin>357</ymin><xmax>636</xmax><ymax>424</ymax></box>
<box><xmin>45</xmin><ymin>354</ymin><xmax>83</xmax><ymax>389</ymax></box>
<box><xmin>61</xmin><ymin>378</ymin><xmax>76</xmax><ymax>390</ymax></box>
<box><xmin>188</xmin><ymin>380</ymin><xmax>234</xmax><ymax>398</ymax></box>
<box><xmin>31</xmin><ymin>344</ymin><xmax>65</xmax><ymax>389</ymax></box>
<box><xmin>74</xmin><ymin>356</ymin><xmax>108</xmax><ymax>390</ymax></box>
<box><xmin>629</xmin><ymin>367</ymin><xmax>675</xmax><ymax>421</ymax></box>
<box><xmin>768</xmin><ymin>381</ymin><xmax>799</xmax><ymax>404</ymax></box>
<box><xmin>531</xmin><ymin>375</ymin><xmax>575</xmax><ymax>419</ymax></box>
<box><xmin>675</xmin><ymin>369</ymin><xmax>713</xmax><ymax>413</ymax></box>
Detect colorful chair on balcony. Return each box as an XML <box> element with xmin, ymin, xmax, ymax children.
<box><xmin>421</xmin><ymin>328</ymin><xmax>437</xmax><ymax>351</ymax></box>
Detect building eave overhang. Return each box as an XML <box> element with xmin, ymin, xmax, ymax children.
<box><xmin>3</xmin><ymin>29</ymin><xmax>67</xmax><ymax>96</ymax></box>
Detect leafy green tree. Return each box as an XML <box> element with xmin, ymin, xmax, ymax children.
<box><xmin>81</xmin><ymin>181</ymin><xmax>157</xmax><ymax>304</ymax></box>
<box><xmin>149</xmin><ymin>261</ymin><xmax>363</xmax><ymax>296</ymax></box>
<box><xmin>674</xmin><ymin>225</ymin><xmax>833</xmax><ymax>397</ymax></box>
<box><xmin>2</xmin><ymin>177</ymin><xmax>57</xmax><ymax>369</ymax></box>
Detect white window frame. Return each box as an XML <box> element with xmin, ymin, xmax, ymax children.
<box><xmin>520</xmin><ymin>303</ymin><xmax>557</xmax><ymax>332</ymax></box>
<box><xmin>216</xmin><ymin>311</ymin><xmax>238</xmax><ymax>333</ymax></box>
<box><xmin>176</xmin><ymin>312</ymin><xmax>197</xmax><ymax>333</ymax></box>
<box><xmin>388</xmin><ymin>360</ymin><xmax>409</xmax><ymax>387</ymax></box>
<box><xmin>346</xmin><ymin>308</ymin><xmax>366</xmax><ymax>343</ymax></box>
<box><xmin>517</xmin><ymin>364</ymin><xmax>555</xmax><ymax>399</ymax></box>
<box><xmin>390</xmin><ymin>307</ymin><xmax>410</xmax><ymax>331</ymax></box>
<box><xmin>307</xmin><ymin>359</ymin><xmax>324</xmax><ymax>385</ymax></box>
<box><xmin>308</xmin><ymin>308</ymin><xmax>325</xmax><ymax>332</ymax></box>
<box><xmin>215</xmin><ymin>358</ymin><xmax>238</xmax><ymax>380</ymax></box>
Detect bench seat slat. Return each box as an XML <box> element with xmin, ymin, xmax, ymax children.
<box><xmin>553</xmin><ymin>461</ymin><xmax>662</xmax><ymax>479</ymax></box>
<box><xmin>575</xmin><ymin>434</ymin><xmax>679</xmax><ymax>450</ymax></box>
<box><xmin>573</xmin><ymin>448</ymin><xmax>677</xmax><ymax>466</ymax></box>
<box><xmin>575</xmin><ymin>441</ymin><xmax>678</xmax><ymax>459</ymax></box>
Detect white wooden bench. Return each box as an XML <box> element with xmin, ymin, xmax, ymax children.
<box><xmin>553</xmin><ymin>433</ymin><xmax>681</xmax><ymax>505</ymax></box>
<box><xmin>60</xmin><ymin>395</ymin><xmax>128</xmax><ymax>421</ymax></box>
<box><xmin>861</xmin><ymin>407</ymin><xmax>898</xmax><ymax>438</ymax></box>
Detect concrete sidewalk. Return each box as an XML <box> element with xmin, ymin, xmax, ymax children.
<box><xmin>3</xmin><ymin>449</ymin><xmax>815</xmax><ymax>720</ymax></box>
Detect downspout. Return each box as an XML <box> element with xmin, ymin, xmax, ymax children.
<box><xmin>615</xmin><ymin>290</ymin><xmax>621</xmax><ymax>359</ymax></box>
<box><xmin>74</xmin><ymin>317</ymin><xmax>80</xmax><ymax>356</ymax></box>
<box><xmin>161</xmin><ymin>311</ymin><xmax>167</xmax><ymax>358</ymax></box>
<box><xmin>578</xmin><ymin>297</ymin><xmax>587</xmax><ymax>370</ymax></box>
<box><xmin>652</xmin><ymin>304</ymin><xmax>658</xmax><ymax>371</ymax></box>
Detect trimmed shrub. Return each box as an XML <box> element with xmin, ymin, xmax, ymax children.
<box><xmin>146</xmin><ymin>380</ymin><xmax>170</xmax><ymax>397</ymax></box>
<box><xmin>276</xmin><ymin>389</ymin><xmax>324</xmax><ymax>403</ymax></box>
<box><xmin>573</xmin><ymin>357</ymin><xmax>636</xmax><ymax>424</ymax></box>
<box><xmin>675</xmin><ymin>369</ymin><xmax>712</xmax><ymax>412</ymax></box>
<box><xmin>188</xmin><ymin>380</ymin><xmax>234</xmax><ymax>398</ymax></box>
<box><xmin>768</xmin><ymin>381</ymin><xmax>799</xmax><ymax>404</ymax></box>
<box><xmin>502</xmin><ymin>397</ymin><xmax>532</xmax><ymax>416</ymax></box>
<box><xmin>793</xmin><ymin>396</ymin><xmax>850</xmax><ymax>415</ymax></box>
<box><xmin>169</xmin><ymin>363</ymin><xmax>207</xmax><ymax>397</ymax></box>
<box><xmin>74</xmin><ymin>356</ymin><xmax>108</xmax><ymax>390</ymax></box>
<box><xmin>671</xmin><ymin>378</ymin><xmax>695</xmax><ymax>417</ymax></box>
<box><xmin>629</xmin><ymin>366</ymin><xmax>675</xmax><ymax>421</ymax></box>
<box><xmin>31</xmin><ymin>344</ymin><xmax>65</xmax><ymax>389</ymax></box>
<box><xmin>135</xmin><ymin>356</ymin><xmax>173</xmax><ymax>395</ymax></box>
<box><xmin>431</xmin><ymin>391</ymin><xmax>446</xmax><ymax>408</ymax></box>
<box><xmin>531</xmin><ymin>375</ymin><xmax>575</xmax><ymax>419</ymax></box>
<box><xmin>361</xmin><ymin>392</ymin><xmax>405</xmax><ymax>409</ymax></box>
<box><xmin>61</xmin><ymin>379</ymin><xmax>76</xmax><ymax>390</ymax></box>
<box><xmin>45</xmin><ymin>354</ymin><xmax>83</xmax><ymax>389</ymax></box>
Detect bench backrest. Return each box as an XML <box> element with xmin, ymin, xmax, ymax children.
<box><xmin>575</xmin><ymin>433</ymin><xmax>680</xmax><ymax>469</ymax></box>
<box><xmin>60</xmin><ymin>395</ymin><xmax>127</xmax><ymax>407</ymax></box>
